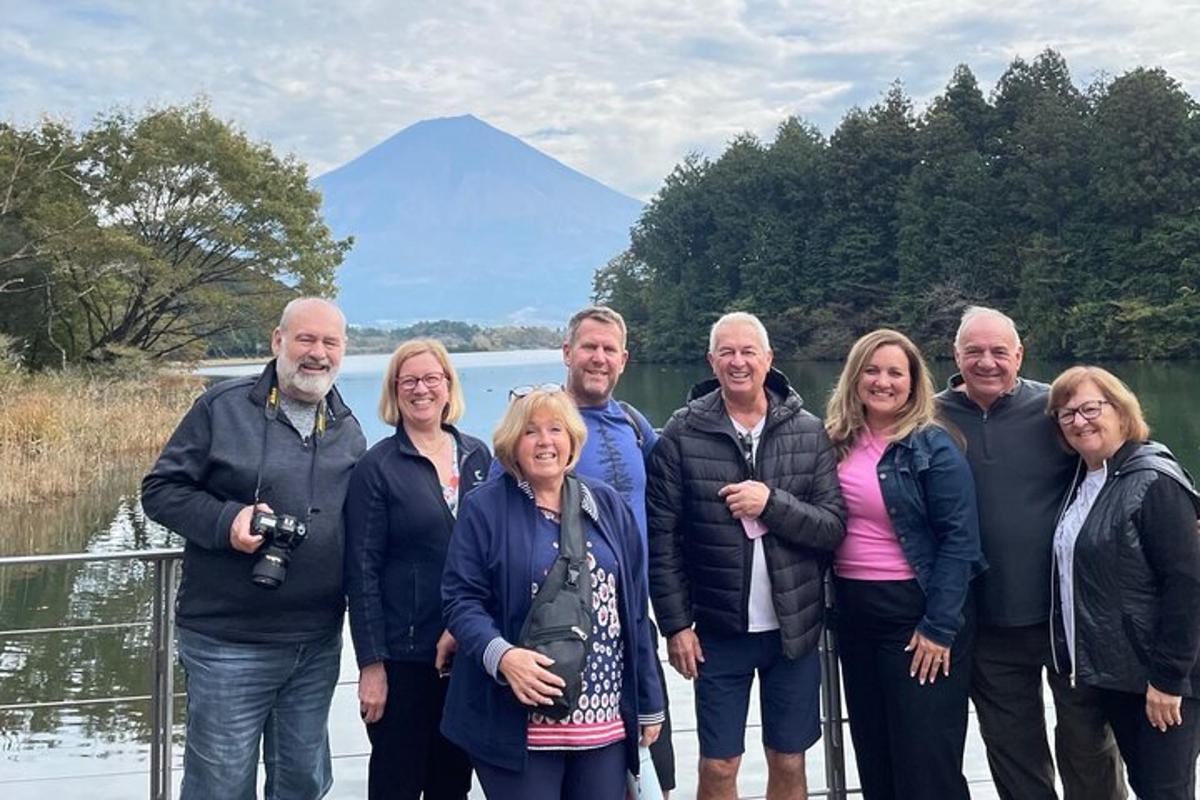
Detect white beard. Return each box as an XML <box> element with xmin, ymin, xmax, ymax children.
<box><xmin>277</xmin><ymin>351</ymin><xmax>338</xmax><ymax>402</ymax></box>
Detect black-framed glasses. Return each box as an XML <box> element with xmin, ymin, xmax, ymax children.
<box><xmin>1053</xmin><ymin>399</ymin><xmax>1111</xmax><ymax>426</ymax></box>
<box><xmin>508</xmin><ymin>382</ymin><xmax>563</xmax><ymax>401</ymax></box>
<box><xmin>396</xmin><ymin>372</ymin><xmax>446</xmax><ymax>392</ymax></box>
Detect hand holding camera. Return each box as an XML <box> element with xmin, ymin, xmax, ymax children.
<box><xmin>250</xmin><ymin>509</ymin><xmax>308</xmax><ymax>589</ymax></box>
<box><xmin>230</xmin><ymin>503</ymin><xmax>274</xmax><ymax>553</ymax></box>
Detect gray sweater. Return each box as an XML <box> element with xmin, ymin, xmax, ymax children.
<box><xmin>936</xmin><ymin>377</ymin><xmax>1075</xmax><ymax>628</ymax></box>
<box><xmin>142</xmin><ymin>361</ymin><xmax>366</xmax><ymax>643</ymax></box>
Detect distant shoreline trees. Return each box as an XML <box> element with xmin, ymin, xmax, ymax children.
<box><xmin>594</xmin><ymin>50</ymin><xmax>1200</xmax><ymax>362</ymax></box>
<box><xmin>346</xmin><ymin>321</ymin><xmax>563</xmax><ymax>356</ymax></box>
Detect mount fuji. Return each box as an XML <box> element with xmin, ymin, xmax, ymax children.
<box><xmin>316</xmin><ymin>114</ymin><xmax>644</xmax><ymax>327</ymax></box>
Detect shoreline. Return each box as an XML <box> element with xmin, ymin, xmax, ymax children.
<box><xmin>193</xmin><ymin>345</ymin><xmax>561</xmax><ymax>369</ymax></box>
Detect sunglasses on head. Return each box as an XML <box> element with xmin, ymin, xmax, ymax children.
<box><xmin>508</xmin><ymin>383</ymin><xmax>563</xmax><ymax>401</ymax></box>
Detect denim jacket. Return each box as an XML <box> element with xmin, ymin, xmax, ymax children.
<box><xmin>875</xmin><ymin>425</ymin><xmax>986</xmax><ymax>646</ymax></box>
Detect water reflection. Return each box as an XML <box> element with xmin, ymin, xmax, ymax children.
<box><xmin>2</xmin><ymin>353</ymin><xmax>1197</xmax><ymax>795</ymax></box>
<box><xmin>0</xmin><ymin>465</ymin><xmax>185</xmax><ymax>785</ymax></box>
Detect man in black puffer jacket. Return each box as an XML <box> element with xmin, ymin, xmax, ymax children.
<box><xmin>647</xmin><ymin>312</ymin><xmax>846</xmax><ymax>800</ymax></box>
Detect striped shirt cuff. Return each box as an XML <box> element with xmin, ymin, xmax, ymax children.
<box><xmin>483</xmin><ymin>636</ymin><xmax>514</xmax><ymax>682</ymax></box>
<box><xmin>638</xmin><ymin>711</ymin><xmax>666</xmax><ymax>726</ymax></box>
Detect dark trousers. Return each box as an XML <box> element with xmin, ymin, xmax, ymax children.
<box><xmin>834</xmin><ymin>577</ymin><xmax>973</xmax><ymax>800</ymax></box>
<box><xmin>970</xmin><ymin>622</ymin><xmax>1126</xmax><ymax>800</ymax></box>
<box><xmin>647</xmin><ymin>621</ymin><xmax>676</xmax><ymax>792</ymax></box>
<box><xmin>365</xmin><ymin>660</ymin><xmax>472</xmax><ymax>800</ymax></box>
<box><xmin>1095</xmin><ymin>688</ymin><xmax>1200</xmax><ymax>800</ymax></box>
<box><xmin>472</xmin><ymin>742</ymin><xmax>626</xmax><ymax>800</ymax></box>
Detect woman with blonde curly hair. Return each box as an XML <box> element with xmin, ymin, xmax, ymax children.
<box><xmin>440</xmin><ymin>388</ymin><xmax>664</xmax><ymax>799</ymax></box>
<box><xmin>825</xmin><ymin>329</ymin><xmax>985</xmax><ymax>800</ymax></box>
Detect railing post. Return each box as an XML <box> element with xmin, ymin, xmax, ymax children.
<box><xmin>149</xmin><ymin>557</ymin><xmax>178</xmax><ymax>800</ymax></box>
<box><xmin>820</xmin><ymin>571</ymin><xmax>848</xmax><ymax>800</ymax></box>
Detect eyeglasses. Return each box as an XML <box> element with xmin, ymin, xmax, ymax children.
<box><xmin>737</xmin><ymin>431</ymin><xmax>754</xmax><ymax>461</ymax></box>
<box><xmin>396</xmin><ymin>372</ymin><xmax>446</xmax><ymax>392</ymax></box>
<box><xmin>1053</xmin><ymin>399</ymin><xmax>1111</xmax><ymax>426</ymax></box>
<box><xmin>736</xmin><ymin>430</ymin><xmax>758</xmax><ymax>478</ymax></box>
<box><xmin>508</xmin><ymin>382</ymin><xmax>562</xmax><ymax>401</ymax></box>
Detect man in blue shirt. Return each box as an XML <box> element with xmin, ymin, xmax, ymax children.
<box><xmin>562</xmin><ymin>305</ymin><xmax>674</xmax><ymax>796</ymax></box>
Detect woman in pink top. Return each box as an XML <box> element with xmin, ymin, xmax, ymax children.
<box><xmin>825</xmin><ymin>330</ymin><xmax>984</xmax><ymax>800</ymax></box>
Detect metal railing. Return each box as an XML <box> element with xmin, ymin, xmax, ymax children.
<box><xmin>0</xmin><ymin>549</ymin><xmax>181</xmax><ymax>799</ymax></box>
<box><xmin>0</xmin><ymin>550</ymin><xmax>853</xmax><ymax>799</ymax></box>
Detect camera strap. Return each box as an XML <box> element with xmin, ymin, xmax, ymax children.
<box><xmin>252</xmin><ymin>382</ymin><xmax>321</xmax><ymax>528</ymax></box>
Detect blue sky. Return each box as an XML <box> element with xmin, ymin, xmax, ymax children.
<box><xmin>3</xmin><ymin>1</ymin><xmax>1197</xmax><ymax>200</ymax></box>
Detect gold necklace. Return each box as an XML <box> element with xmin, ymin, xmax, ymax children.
<box><xmin>411</xmin><ymin>430</ymin><xmax>450</xmax><ymax>456</ymax></box>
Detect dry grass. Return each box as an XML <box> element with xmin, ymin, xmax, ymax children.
<box><xmin>0</xmin><ymin>370</ymin><xmax>202</xmax><ymax>507</ymax></box>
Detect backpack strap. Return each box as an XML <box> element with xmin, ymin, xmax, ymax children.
<box><xmin>617</xmin><ymin>400</ymin><xmax>647</xmax><ymax>451</ymax></box>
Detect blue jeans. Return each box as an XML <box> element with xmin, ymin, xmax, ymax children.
<box><xmin>176</xmin><ymin>626</ymin><xmax>342</xmax><ymax>800</ymax></box>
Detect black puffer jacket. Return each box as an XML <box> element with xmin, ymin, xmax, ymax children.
<box><xmin>1051</xmin><ymin>441</ymin><xmax>1200</xmax><ymax>698</ymax></box>
<box><xmin>647</xmin><ymin>369</ymin><xmax>846</xmax><ymax>659</ymax></box>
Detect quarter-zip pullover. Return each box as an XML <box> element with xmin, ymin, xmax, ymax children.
<box><xmin>936</xmin><ymin>376</ymin><xmax>1074</xmax><ymax>627</ymax></box>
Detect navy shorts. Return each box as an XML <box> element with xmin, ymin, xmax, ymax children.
<box><xmin>695</xmin><ymin>630</ymin><xmax>821</xmax><ymax>759</ymax></box>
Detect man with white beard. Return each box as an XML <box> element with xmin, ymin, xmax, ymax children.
<box><xmin>143</xmin><ymin>297</ymin><xmax>366</xmax><ymax>800</ymax></box>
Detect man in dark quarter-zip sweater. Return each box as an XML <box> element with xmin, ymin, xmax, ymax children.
<box><xmin>142</xmin><ymin>297</ymin><xmax>366</xmax><ymax>800</ymax></box>
<box><xmin>935</xmin><ymin>305</ymin><xmax>1125</xmax><ymax>800</ymax></box>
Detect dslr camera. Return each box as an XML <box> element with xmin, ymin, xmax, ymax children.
<box><xmin>250</xmin><ymin>511</ymin><xmax>307</xmax><ymax>589</ymax></box>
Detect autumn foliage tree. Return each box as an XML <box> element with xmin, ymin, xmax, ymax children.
<box><xmin>0</xmin><ymin>100</ymin><xmax>349</xmax><ymax>367</ymax></box>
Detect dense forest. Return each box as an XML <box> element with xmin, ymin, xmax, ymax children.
<box><xmin>594</xmin><ymin>50</ymin><xmax>1200</xmax><ymax>362</ymax></box>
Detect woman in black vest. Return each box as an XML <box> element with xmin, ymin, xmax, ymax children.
<box><xmin>1047</xmin><ymin>365</ymin><xmax>1200</xmax><ymax>800</ymax></box>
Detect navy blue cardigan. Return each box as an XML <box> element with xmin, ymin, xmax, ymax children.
<box><xmin>440</xmin><ymin>473</ymin><xmax>665</xmax><ymax>772</ymax></box>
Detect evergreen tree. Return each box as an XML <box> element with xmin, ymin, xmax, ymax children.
<box><xmin>817</xmin><ymin>83</ymin><xmax>916</xmax><ymax>307</ymax></box>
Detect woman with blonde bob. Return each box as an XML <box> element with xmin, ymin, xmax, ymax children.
<box><xmin>344</xmin><ymin>339</ymin><xmax>491</xmax><ymax>799</ymax></box>
<box><xmin>1047</xmin><ymin>366</ymin><xmax>1200</xmax><ymax>800</ymax></box>
<box><xmin>441</xmin><ymin>388</ymin><xmax>665</xmax><ymax>800</ymax></box>
<box><xmin>825</xmin><ymin>329</ymin><xmax>984</xmax><ymax>800</ymax></box>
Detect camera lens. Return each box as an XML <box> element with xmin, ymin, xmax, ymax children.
<box><xmin>251</xmin><ymin>547</ymin><xmax>289</xmax><ymax>589</ymax></box>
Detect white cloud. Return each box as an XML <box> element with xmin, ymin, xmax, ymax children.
<box><xmin>1</xmin><ymin>1</ymin><xmax>1197</xmax><ymax>199</ymax></box>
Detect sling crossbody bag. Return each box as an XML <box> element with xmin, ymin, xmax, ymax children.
<box><xmin>517</xmin><ymin>474</ymin><xmax>594</xmax><ymax>721</ymax></box>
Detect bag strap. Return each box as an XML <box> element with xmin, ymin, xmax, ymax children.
<box><xmin>558</xmin><ymin>475</ymin><xmax>590</xmax><ymax>602</ymax></box>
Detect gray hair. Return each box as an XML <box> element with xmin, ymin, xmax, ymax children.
<box><xmin>565</xmin><ymin>305</ymin><xmax>627</xmax><ymax>348</ymax></box>
<box><xmin>279</xmin><ymin>297</ymin><xmax>347</xmax><ymax>335</ymax></box>
<box><xmin>954</xmin><ymin>306</ymin><xmax>1021</xmax><ymax>349</ymax></box>
<box><xmin>709</xmin><ymin>312</ymin><xmax>771</xmax><ymax>354</ymax></box>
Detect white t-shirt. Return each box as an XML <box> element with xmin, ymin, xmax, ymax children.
<box><xmin>1054</xmin><ymin>465</ymin><xmax>1107</xmax><ymax>671</ymax></box>
<box><xmin>731</xmin><ymin>416</ymin><xmax>780</xmax><ymax>633</ymax></box>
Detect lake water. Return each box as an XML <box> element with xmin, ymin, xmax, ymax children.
<box><xmin>2</xmin><ymin>350</ymin><xmax>1198</xmax><ymax>797</ymax></box>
